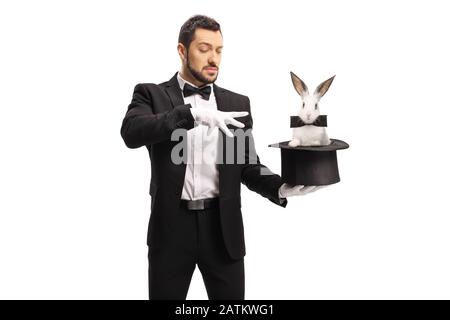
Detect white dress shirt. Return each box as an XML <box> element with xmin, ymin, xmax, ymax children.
<box><xmin>177</xmin><ymin>72</ymin><xmax>220</xmax><ymax>200</ymax></box>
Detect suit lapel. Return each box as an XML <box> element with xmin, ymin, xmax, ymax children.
<box><xmin>164</xmin><ymin>72</ymin><xmax>185</xmax><ymax>108</ymax></box>
<box><xmin>213</xmin><ymin>83</ymin><xmax>228</xmax><ymax>112</ymax></box>
<box><xmin>214</xmin><ymin>83</ymin><xmax>231</xmax><ymax>199</ymax></box>
<box><xmin>163</xmin><ymin>72</ymin><xmax>188</xmax><ymax>196</ymax></box>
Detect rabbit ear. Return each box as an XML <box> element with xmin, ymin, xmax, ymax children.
<box><xmin>314</xmin><ymin>75</ymin><xmax>335</xmax><ymax>98</ymax></box>
<box><xmin>290</xmin><ymin>71</ymin><xmax>309</xmax><ymax>97</ymax></box>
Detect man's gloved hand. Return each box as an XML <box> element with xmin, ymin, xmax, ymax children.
<box><xmin>190</xmin><ymin>108</ymin><xmax>249</xmax><ymax>137</ymax></box>
<box><xmin>278</xmin><ymin>183</ymin><xmax>327</xmax><ymax>198</ymax></box>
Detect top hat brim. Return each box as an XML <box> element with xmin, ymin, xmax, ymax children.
<box><xmin>268</xmin><ymin>138</ymin><xmax>349</xmax><ymax>186</ymax></box>
<box><xmin>268</xmin><ymin>139</ymin><xmax>349</xmax><ymax>151</ymax></box>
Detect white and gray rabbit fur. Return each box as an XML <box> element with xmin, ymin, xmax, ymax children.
<box><xmin>288</xmin><ymin>72</ymin><xmax>335</xmax><ymax>147</ymax></box>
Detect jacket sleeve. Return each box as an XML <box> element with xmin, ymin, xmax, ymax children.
<box><xmin>120</xmin><ymin>83</ymin><xmax>195</xmax><ymax>148</ymax></box>
<box><xmin>240</xmin><ymin>97</ymin><xmax>288</xmax><ymax>208</ymax></box>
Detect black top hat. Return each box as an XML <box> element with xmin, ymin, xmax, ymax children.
<box><xmin>268</xmin><ymin>138</ymin><xmax>349</xmax><ymax>186</ymax></box>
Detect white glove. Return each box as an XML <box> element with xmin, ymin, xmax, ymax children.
<box><xmin>278</xmin><ymin>183</ymin><xmax>326</xmax><ymax>198</ymax></box>
<box><xmin>190</xmin><ymin>108</ymin><xmax>249</xmax><ymax>137</ymax></box>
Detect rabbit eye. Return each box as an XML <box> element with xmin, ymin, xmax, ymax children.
<box><xmin>315</xmin><ymin>103</ymin><xmax>318</xmax><ymax>109</ymax></box>
<box><xmin>302</xmin><ymin>102</ymin><xmax>305</xmax><ymax>108</ymax></box>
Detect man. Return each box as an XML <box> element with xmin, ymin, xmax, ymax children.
<box><xmin>120</xmin><ymin>15</ymin><xmax>324</xmax><ymax>300</ymax></box>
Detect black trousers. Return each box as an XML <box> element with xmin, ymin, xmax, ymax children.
<box><xmin>148</xmin><ymin>202</ymin><xmax>245</xmax><ymax>300</ymax></box>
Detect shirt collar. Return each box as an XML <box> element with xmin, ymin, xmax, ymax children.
<box><xmin>176</xmin><ymin>71</ymin><xmax>213</xmax><ymax>91</ymax></box>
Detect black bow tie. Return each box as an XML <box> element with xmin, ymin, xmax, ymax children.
<box><xmin>183</xmin><ymin>83</ymin><xmax>212</xmax><ymax>100</ymax></box>
<box><xmin>290</xmin><ymin>115</ymin><xmax>327</xmax><ymax>128</ymax></box>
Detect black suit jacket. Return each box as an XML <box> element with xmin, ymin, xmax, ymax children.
<box><xmin>120</xmin><ymin>72</ymin><xmax>287</xmax><ymax>260</ymax></box>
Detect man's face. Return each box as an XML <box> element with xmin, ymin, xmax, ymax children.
<box><xmin>182</xmin><ymin>28</ymin><xmax>223</xmax><ymax>85</ymax></box>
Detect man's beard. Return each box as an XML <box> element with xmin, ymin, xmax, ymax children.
<box><xmin>186</xmin><ymin>49</ymin><xmax>218</xmax><ymax>86</ymax></box>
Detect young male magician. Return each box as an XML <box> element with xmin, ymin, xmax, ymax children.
<box><xmin>120</xmin><ymin>15</ymin><xmax>325</xmax><ymax>300</ymax></box>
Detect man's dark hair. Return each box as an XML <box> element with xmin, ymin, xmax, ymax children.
<box><xmin>178</xmin><ymin>15</ymin><xmax>221</xmax><ymax>50</ymax></box>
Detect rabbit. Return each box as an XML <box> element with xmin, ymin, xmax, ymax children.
<box><xmin>288</xmin><ymin>71</ymin><xmax>335</xmax><ymax>147</ymax></box>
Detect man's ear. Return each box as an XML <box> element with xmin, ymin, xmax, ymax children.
<box><xmin>177</xmin><ymin>43</ymin><xmax>187</xmax><ymax>61</ymax></box>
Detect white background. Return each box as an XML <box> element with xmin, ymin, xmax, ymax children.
<box><xmin>1</xmin><ymin>0</ymin><xmax>449</xmax><ymax>299</ymax></box>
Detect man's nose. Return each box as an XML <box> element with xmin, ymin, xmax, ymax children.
<box><xmin>208</xmin><ymin>52</ymin><xmax>219</xmax><ymax>65</ymax></box>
